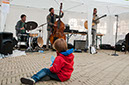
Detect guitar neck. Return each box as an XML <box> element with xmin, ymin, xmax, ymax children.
<box><xmin>94</xmin><ymin>14</ymin><xmax>107</xmax><ymax>21</ymax></box>
<box><xmin>59</xmin><ymin>3</ymin><xmax>62</xmax><ymax>20</ymax></box>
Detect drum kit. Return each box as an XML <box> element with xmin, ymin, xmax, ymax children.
<box><xmin>24</xmin><ymin>21</ymin><xmax>47</xmax><ymax>51</ymax></box>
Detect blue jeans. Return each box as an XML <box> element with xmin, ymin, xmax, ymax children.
<box><xmin>92</xmin><ymin>29</ymin><xmax>96</xmax><ymax>46</ymax></box>
<box><xmin>31</xmin><ymin>68</ymin><xmax>60</xmax><ymax>82</ymax></box>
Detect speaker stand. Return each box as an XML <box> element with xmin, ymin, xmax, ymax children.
<box><xmin>111</xmin><ymin>53</ymin><xmax>119</xmax><ymax>56</ymax></box>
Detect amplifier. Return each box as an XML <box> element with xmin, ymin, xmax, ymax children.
<box><xmin>74</xmin><ymin>40</ymin><xmax>86</xmax><ymax>50</ymax></box>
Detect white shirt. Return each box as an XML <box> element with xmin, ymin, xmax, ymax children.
<box><xmin>92</xmin><ymin>15</ymin><xmax>100</xmax><ymax>30</ymax></box>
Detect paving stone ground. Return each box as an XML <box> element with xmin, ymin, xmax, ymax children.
<box><xmin>0</xmin><ymin>50</ymin><xmax>129</xmax><ymax>85</ymax></box>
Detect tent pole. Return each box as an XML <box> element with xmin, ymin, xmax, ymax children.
<box><xmin>1</xmin><ymin>12</ymin><xmax>7</xmax><ymax>32</ymax></box>
<box><xmin>111</xmin><ymin>15</ymin><xmax>119</xmax><ymax>56</ymax></box>
<box><xmin>0</xmin><ymin>0</ymin><xmax>10</xmax><ymax>32</ymax></box>
<box><xmin>87</xmin><ymin>6</ymin><xmax>93</xmax><ymax>52</ymax></box>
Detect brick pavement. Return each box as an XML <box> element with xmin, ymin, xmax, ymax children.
<box><xmin>0</xmin><ymin>50</ymin><xmax>129</xmax><ymax>85</ymax></box>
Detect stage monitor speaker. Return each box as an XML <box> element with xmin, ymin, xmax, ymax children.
<box><xmin>74</xmin><ymin>40</ymin><xmax>86</xmax><ymax>50</ymax></box>
<box><xmin>0</xmin><ymin>32</ymin><xmax>13</xmax><ymax>55</ymax></box>
<box><xmin>115</xmin><ymin>40</ymin><xmax>125</xmax><ymax>51</ymax></box>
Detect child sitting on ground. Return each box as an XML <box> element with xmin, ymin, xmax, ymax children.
<box><xmin>20</xmin><ymin>38</ymin><xmax>74</xmax><ymax>85</ymax></box>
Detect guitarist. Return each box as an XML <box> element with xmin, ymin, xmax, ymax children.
<box><xmin>92</xmin><ymin>8</ymin><xmax>100</xmax><ymax>47</ymax></box>
<box><xmin>46</xmin><ymin>7</ymin><xmax>64</xmax><ymax>50</ymax></box>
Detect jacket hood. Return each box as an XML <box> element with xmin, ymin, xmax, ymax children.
<box><xmin>57</xmin><ymin>49</ymin><xmax>74</xmax><ymax>63</ymax></box>
<box><xmin>60</xmin><ymin>49</ymin><xmax>74</xmax><ymax>56</ymax></box>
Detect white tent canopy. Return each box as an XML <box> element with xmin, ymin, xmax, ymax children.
<box><xmin>1</xmin><ymin>0</ymin><xmax>129</xmax><ymax>47</ymax></box>
<box><xmin>11</xmin><ymin>0</ymin><xmax>129</xmax><ymax>15</ymax></box>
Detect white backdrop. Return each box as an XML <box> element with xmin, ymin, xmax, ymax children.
<box><xmin>0</xmin><ymin>4</ymin><xmax>129</xmax><ymax>46</ymax></box>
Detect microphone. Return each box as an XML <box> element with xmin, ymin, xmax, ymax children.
<box><xmin>115</xmin><ymin>15</ymin><xmax>118</xmax><ymax>17</ymax></box>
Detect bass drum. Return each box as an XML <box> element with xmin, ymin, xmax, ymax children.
<box><xmin>31</xmin><ymin>37</ymin><xmax>43</xmax><ymax>49</ymax></box>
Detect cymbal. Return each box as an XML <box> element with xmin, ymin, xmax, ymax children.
<box><xmin>24</xmin><ymin>21</ymin><xmax>38</xmax><ymax>30</ymax></box>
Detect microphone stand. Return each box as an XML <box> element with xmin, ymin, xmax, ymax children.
<box><xmin>37</xmin><ymin>23</ymin><xmax>47</xmax><ymax>51</ymax></box>
<box><xmin>112</xmin><ymin>15</ymin><xmax>119</xmax><ymax>56</ymax></box>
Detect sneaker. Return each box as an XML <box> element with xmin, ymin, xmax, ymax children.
<box><xmin>20</xmin><ymin>77</ymin><xmax>35</xmax><ymax>85</ymax></box>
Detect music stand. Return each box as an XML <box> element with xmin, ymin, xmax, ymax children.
<box><xmin>112</xmin><ymin>15</ymin><xmax>119</xmax><ymax>56</ymax></box>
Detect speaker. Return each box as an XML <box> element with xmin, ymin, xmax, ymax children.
<box><xmin>115</xmin><ymin>40</ymin><xmax>125</xmax><ymax>51</ymax></box>
<box><xmin>74</xmin><ymin>40</ymin><xmax>86</xmax><ymax>50</ymax></box>
<box><xmin>0</xmin><ymin>32</ymin><xmax>13</xmax><ymax>55</ymax></box>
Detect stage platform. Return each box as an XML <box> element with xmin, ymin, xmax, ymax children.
<box><xmin>0</xmin><ymin>50</ymin><xmax>129</xmax><ymax>85</ymax></box>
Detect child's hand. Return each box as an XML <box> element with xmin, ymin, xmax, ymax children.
<box><xmin>50</xmin><ymin>56</ymin><xmax>55</xmax><ymax>66</ymax></box>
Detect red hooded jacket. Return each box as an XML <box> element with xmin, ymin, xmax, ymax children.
<box><xmin>50</xmin><ymin>49</ymin><xmax>74</xmax><ymax>82</ymax></box>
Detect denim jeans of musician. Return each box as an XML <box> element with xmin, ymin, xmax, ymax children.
<box><xmin>31</xmin><ymin>68</ymin><xmax>60</xmax><ymax>82</ymax></box>
<box><xmin>92</xmin><ymin>29</ymin><xmax>96</xmax><ymax>46</ymax></box>
<box><xmin>85</xmin><ymin>29</ymin><xmax>96</xmax><ymax>49</ymax></box>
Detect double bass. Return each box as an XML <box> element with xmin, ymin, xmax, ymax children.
<box><xmin>50</xmin><ymin>3</ymin><xmax>66</xmax><ymax>44</ymax></box>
